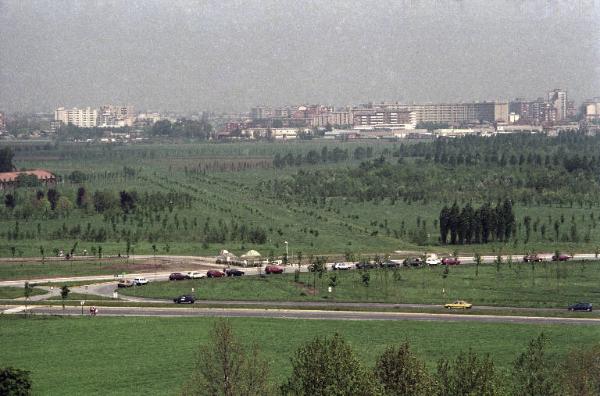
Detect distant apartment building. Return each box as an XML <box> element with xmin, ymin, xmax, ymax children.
<box><xmin>510</xmin><ymin>98</ymin><xmax>555</xmax><ymax>124</ymax></box>
<box><xmin>137</xmin><ymin>112</ymin><xmax>162</xmax><ymax>124</ymax></box>
<box><xmin>98</xmin><ymin>104</ymin><xmax>135</xmax><ymax>127</ymax></box>
<box><xmin>356</xmin><ymin>101</ymin><xmax>508</xmax><ymax>126</ymax></box>
<box><xmin>352</xmin><ymin>108</ymin><xmax>417</xmax><ymax>128</ymax></box>
<box><xmin>54</xmin><ymin>107</ymin><xmax>98</xmax><ymax>128</ymax></box>
<box><xmin>250</xmin><ymin>106</ymin><xmax>273</xmax><ymax>120</ymax></box>
<box><xmin>0</xmin><ymin>112</ymin><xmax>5</xmax><ymax>131</ymax></box>
<box><xmin>547</xmin><ymin>89</ymin><xmax>567</xmax><ymax>121</ymax></box>
<box><xmin>311</xmin><ymin>111</ymin><xmax>352</xmax><ymax>127</ymax></box>
<box><xmin>584</xmin><ymin>98</ymin><xmax>600</xmax><ymax>121</ymax></box>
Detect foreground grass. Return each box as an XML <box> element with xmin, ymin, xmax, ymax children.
<box><xmin>0</xmin><ymin>286</ymin><xmax>46</xmax><ymax>299</ymax></box>
<box><xmin>120</xmin><ymin>261</ymin><xmax>600</xmax><ymax>308</ymax></box>
<box><xmin>1</xmin><ymin>315</ymin><xmax>598</xmax><ymax>395</ymax></box>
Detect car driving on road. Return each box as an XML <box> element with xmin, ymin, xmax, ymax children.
<box><xmin>444</xmin><ymin>300</ymin><xmax>472</xmax><ymax>309</ymax></box>
<box><xmin>265</xmin><ymin>265</ymin><xmax>284</xmax><ymax>274</ymax></box>
<box><xmin>225</xmin><ymin>268</ymin><xmax>245</xmax><ymax>277</ymax></box>
<box><xmin>442</xmin><ymin>257</ymin><xmax>461</xmax><ymax>265</ymax></box>
<box><xmin>355</xmin><ymin>261</ymin><xmax>377</xmax><ymax>270</ymax></box>
<box><xmin>568</xmin><ymin>302</ymin><xmax>592</xmax><ymax>312</ymax></box>
<box><xmin>132</xmin><ymin>277</ymin><xmax>148</xmax><ymax>286</ymax></box>
<box><xmin>523</xmin><ymin>254</ymin><xmax>543</xmax><ymax>262</ymax></box>
<box><xmin>169</xmin><ymin>272</ymin><xmax>187</xmax><ymax>281</ymax></box>
<box><xmin>552</xmin><ymin>253</ymin><xmax>571</xmax><ymax>261</ymax></box>
<box><xmin>185</xmin><ymin>271</ymin><xmax>206</xmax><ymax>279</ymax></box>
<box><xmin>117</xmin><ymin>279</ymin><xmax>134</xmax><ymax>288</ymax></box>
<box><xmin>332</xmin><ymin>262</ymin><xmax>352</xmax><ymax>270</ymax></box>
<box><xmin>207</xmin><ymin>270</ymin><xmax>225</xmax><ymax>278</ymax></box>
<box><xmin>402</xmin><ymin>257</ymin><xmax>423</xmax><ymax>267</ymax></box>
<box><xmin>425</xmin><ymin>255</ymin><xmax>441</xmax><ymax>266</ymax></box>
<box><xmin>173</xmin><ymin>295</ymin><xmax>195</xmax><ymax>304</ymax></box>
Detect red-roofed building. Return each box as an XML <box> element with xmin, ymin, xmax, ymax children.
<box><xmin>0</xmin><ymin>169</ymin><xmax>57</xmax><ymax>190</ymax></box>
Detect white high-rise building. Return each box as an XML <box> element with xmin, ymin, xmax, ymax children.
<box><xmin>54</xmin><ymin>107</ymin><xmax>98</xmax><ymax>128</ymax></box>
<box><xmin>547</xmin><ymin>89</ymin><xmax>567</xmax><ymax>121</ymax></box>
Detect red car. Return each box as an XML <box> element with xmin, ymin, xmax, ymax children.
<box><xmin>552</xmin><ymin>254</ymin><xmax>571</xmax><ymax>262</ymax></box>
<box><xmin>169</xmin><ymin>272</ymin><xmax>187</xmax><ymax>281</ymax></box>
<box><xmin>265</xmin><ymin>265</ymin><xmax>284</xmax><ymax>274</ymax></box>
<box><xmin>207</xmin><ymin>270</ymin><xmax>225</xmax><ymax>278</ymax></box>
<box><xmin>523</xmin><ymin>254</ymin><xmax>543</xmax><ymax>262</ymax></box>
<box><xmin>442</xmin><ymin>257</ymin><xmax>460</xmax><ymax>265</ymax></box>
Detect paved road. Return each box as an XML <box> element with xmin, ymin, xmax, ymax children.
<box><xmin>2</xmin><ymin>304</ymin><xmax>599</xmax><ymax>325</ymax></box>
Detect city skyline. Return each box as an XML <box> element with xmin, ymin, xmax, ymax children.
<box><xmin>1</xmin><ymin>0</ymin><xmax>599</xmax><ymax>113</ymax></box>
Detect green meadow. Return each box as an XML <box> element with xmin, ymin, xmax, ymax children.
<box><xmin>1</xmin><ymin>315</ymin><xmax>598</xmax><ymax>395</ymax></box>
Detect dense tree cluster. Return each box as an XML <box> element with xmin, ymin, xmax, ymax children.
<box><xmin>150</xmin><ymin>119</ymin><xmax>213</xmax><ymax>139</ymax></box>
<box><xmin>0</xmin><ymin>147</ymin><xmax>15</xmax><ymax>172</ymax></box>
<box><xmin>273</xmin><ymin>146</ymin><xmax>373</xmax><ymax>168</ymax></box>
<box><xmin>439</xmin><ymin>200</ymin><xmax>515</xmax><ymax>244</ymax></box>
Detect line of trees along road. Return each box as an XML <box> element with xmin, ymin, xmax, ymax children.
<box><xmin>182</xmin><ymin>321</ymin><xmax>600</xmax><ymax>396</ymax></box>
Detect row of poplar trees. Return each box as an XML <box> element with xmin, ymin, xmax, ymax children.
<box><xmin>439</xmin><ymin>200</ymin><xmax>516</xmax><ymax>245</ymax></box>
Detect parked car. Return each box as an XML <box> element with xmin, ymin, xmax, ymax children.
<box><xmin>132</xmin><ymin>277</ymin><xmax>148</xmax><ymax>286</ymax></box>
<box><xmin>552</xmin><ymin>253</ymin><xmax>571</xmax><ymax>261</ymax></box>
<box><xmin>442</xmin><ymin>257</ymin><xmax>461</xmax><ymax>265</ymax></box>
<box><xmin>332</xmin><ymin>262</ymin><xmax>352</xmax><ymax>270</ymax></box>
<box><xmin>173</xmin><ymin>295</ymin><xmax>195</xmax><ymax>304</ymax></box>
<box><xmin>568</xmin><ymin>302</ymin><xmax>592</xmax><ymax>312</ymax></box>
<box><xmin>169</xmin><ymin>272</ymin><xmax>187</xmax><ymax>281</ymax></box>
<box><xmin>265</xmin><ymin>265</ymin><xmax>284</xmax><ymax>274</ymax></box>
<box><xmin>402</xmin><ymin>257</ymin><xmax>423</xmax><ymax>267</ymax></box>
<box><xmin>444</xmin><ymin>300</ymin><xmax>472</xmax><ymax>309</ymax></box>
<box><xmin>225</xmin><ymin>268</ymin><xmax>245</xmax><ymax>277</ymax></box>
<box><xmin>207</xmin><ymin>270</ymin><xmax>225</xmax><ymax>278</ymax></box>
<box><xmin>355</xmin><ymin>261</ymin><xmax>377</xmax><ymax>270</ymax></box>
<box><xmin>523</xmin><ymin>254</ymin><xmax>543</xmax><ymax>262</ymax></box>
<box><xmin>117</xmin><ymin>279</ymin><xmax>134</xmax><ymax>288</ymax></box>
<box><xmin>185</xmin><ymin>271</ymin><xmax>206</xmax><ymax>279</ymax></box>
<box><xmin>425</xmin><ymin>255</ymin><xmax>441</xmax><ymax>266</ymax></box>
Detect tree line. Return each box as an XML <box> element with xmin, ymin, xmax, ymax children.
<box><xmin>439</xmin><ymin>200</ymin><xmax>516</xmax><ymax>244</ymax></box>
<box><xmin>181</xmin><ymin>320</ymin><xmax>600</xmax><ymax>396</ymax></box>
<box><xmin>273</xmin><ymin>146</ymin><xmax>374</xmax><ymax>168</ymax></box>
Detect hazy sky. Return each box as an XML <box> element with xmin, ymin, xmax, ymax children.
<box><xmin>1</xmin><ymin>0</ymin><xmax>599</xmax><ymax>113</ymax></box>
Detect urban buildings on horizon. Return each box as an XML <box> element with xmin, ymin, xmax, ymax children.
<box><xmin>1</xmin><ymin>88</ymin><xmax>599</xmax><ymax>140</ymax></box>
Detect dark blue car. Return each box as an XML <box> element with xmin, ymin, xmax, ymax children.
<box><xmin>568</xmin><ymin>302</ymin><xmax>592</xmax><ymax>312</ymax></box>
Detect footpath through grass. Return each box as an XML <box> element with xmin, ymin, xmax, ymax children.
<box><xmin>120</xmin><ymin>261</ymin><xmax>600</xmax><ymax>308</ymax></box>
<box><xmin>1</xmin><ymin>315</ymin><xmax>598</xmax><ymax>395</ymax></box>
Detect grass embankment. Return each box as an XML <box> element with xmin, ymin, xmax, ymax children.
<box><xmin>120</xmin><ymin>261</ymin><xmax>600</xmax><ymax>308</ymax></box>
<box><xmin>0</xmin><ymin>286</ymin><xmax>46</xmax><ymax>299</ymax></box>
<box><xmin>0</xmin><ymin>259</ymin><xmax>163</xmax><ymax>281</ymax></box>
<box><xmin>1</xmin><ymin>315</ymin><xmax>598</xmax><ymax>395</ymax></box>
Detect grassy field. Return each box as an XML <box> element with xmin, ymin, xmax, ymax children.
<box><xmin>1</xmin><ymin>315</ymin><xmax>598</xmax><ymax>395</ymax></box>
<box><xmin>120</xmin><ymin>261</ymin><xmax>600</xmax><ymax>308</ymax></box>
<box><xmin>4</xmin><ymin>141</ymin><xmax>600</xmax><ymax>259</ymax></box>
<box><xmin>0</xmin><ymin>286</ymin><xmax>46</xmax><ymax>299</ymax></box>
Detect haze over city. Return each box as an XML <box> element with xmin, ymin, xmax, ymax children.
<box><xmin>1</xmin><ymin>0</ymin><xmax>599</xmax><ymax>113</ymax></box>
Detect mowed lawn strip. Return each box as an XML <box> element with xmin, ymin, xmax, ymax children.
<box><xmin>0</xmin><ymin>259</ymin><xmax>160</xmax><ymax>281</ymax></box>
<box><xmin>0</xmin><ymin>315</ymin><xmax>598</xmax><ymax>395</ymax></box>
<box><xmin>0</xmin><ymin>286</ymin><xmax>47</xmax><ymax>299</ymax></box>
<box><xmin>120</xmin><ymin>261</ymin><xmax>600</xmax><ymax>308</ymax></box>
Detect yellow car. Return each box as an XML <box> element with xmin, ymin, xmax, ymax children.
<box><xmin>444</xmin><ymin>300</ymin><xmax>473</xmax><ymax>309</ymax></box>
